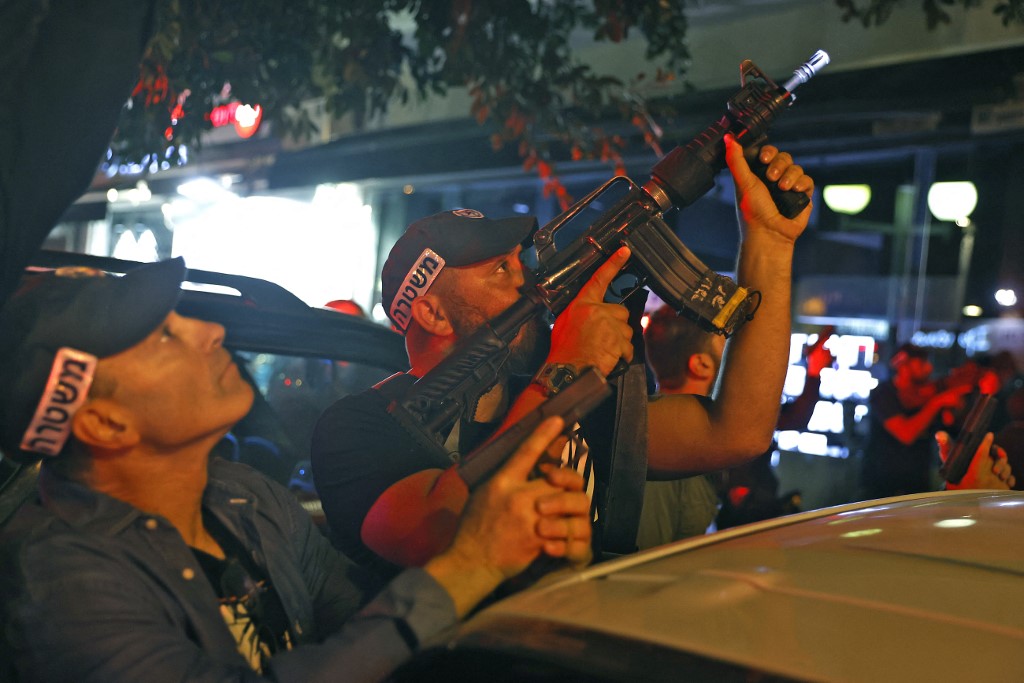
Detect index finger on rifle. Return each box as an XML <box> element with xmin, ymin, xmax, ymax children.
<box><xmin>499</xmin><ymin>416</ymin><xmax>566</xmax><ymax>482</ymax></box>
<box><xmin>578</xmin><ymin>246</ymin><xmax>631</xmax><ymax>302</ymax></box>
<box><xmin>724</xmin><ymin>134</ymin><xmax>753</xmax><ymax>183</ymax></box>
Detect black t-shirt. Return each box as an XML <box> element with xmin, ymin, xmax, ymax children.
<box><xmin>310</xmin><ymin>375</ymin><xmax>617</xmax><ymax>579</ymax></box>
<box><xmin>192</xmin><ymin>511</ymin><xmax>293</xmax><ymax>672</ymax></box>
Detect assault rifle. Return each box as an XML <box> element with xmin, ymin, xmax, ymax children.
<box><xmin>388</xmin><ymin>50</ymin><xmax>830</xmax><ymax>455</ymax></box>
<box><xmin>457</xmin><ymin>368</ymin><xmax>611</xmax><ymax>490</ymax></box>
<box><xmin>940</xmin><ymin>392</ymin><xmax>999</xmax><ymax>486</ymax></box>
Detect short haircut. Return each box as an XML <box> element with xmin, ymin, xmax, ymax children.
<box><xmin>644</xmin><ymin>305</ymin><xmax>717</xmax><ymax>390</ymax></box>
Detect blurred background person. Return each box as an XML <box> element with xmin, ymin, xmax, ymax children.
<box><xmin>861</xmin><ymin>343</ymin><xmax>972</xmax><ymax>499</ymax></box>
<box><xmin>637</xmin><ymin>307</ymin><xmax>834</xmax><ymax>548</ymax></box>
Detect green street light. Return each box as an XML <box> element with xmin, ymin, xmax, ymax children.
<box><xmin>822</xmin><ymin>184</ymin><xmax>872</xmax><ymax>215</ymax></box>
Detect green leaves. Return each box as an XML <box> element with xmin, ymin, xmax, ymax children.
<box><xmin>835</xmin><ymin>0</ymin><xmax>1022</xmax><ymax>29</ymax></box>
<box><xmin>111</xmin><ymin>0</ymin><xmax>692</xmax><ymax>189</ymax></box>
<box><xmin>110</xmin><ymin>0</ymin><xmax>1022</xmax><ymax>189</ymax></box>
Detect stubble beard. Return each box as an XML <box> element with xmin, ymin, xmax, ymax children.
<box><xmin>447</xmin><ymin>298</ymin><xmax>551</xmax><ymax>378</ymax></box>
<box><xmin>506</xmin><ymin>314</ymin><xmax>551</xmax><ymax>376</ymax></box>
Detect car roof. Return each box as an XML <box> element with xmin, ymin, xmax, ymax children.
<box><xmin>28</xmin><ymin>250</ymin><xmax>410</xmax><ymax>370</ymax></box>
<box><xmin>455</xmin><ymin>490</ymin><xmax>1024</xmax><ymax>682</ymax></box>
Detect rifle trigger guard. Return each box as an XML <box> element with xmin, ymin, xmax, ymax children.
<box><xmin>609</xmin><ymin>270</ymin><xmax>646</xmax><ymax>303</ymax></box>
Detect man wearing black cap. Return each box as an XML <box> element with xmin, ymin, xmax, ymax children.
<box><xmin>311</xmin><ymin>137</ymin><xmax>816</xmax><ymax>571</ymax></box>
<box><xmin>0</xmin><ymin>259</ymin><xmax>592</xmax><ymax>682</ymax></box>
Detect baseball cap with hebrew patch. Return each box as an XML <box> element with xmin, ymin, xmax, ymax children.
<box><xmin>381</xmin><ymin>209</ymin><xmax>537</xmax><ymax>333</ymax></box>
<box><xmin>0</xmin><ymin>258</ymin><xmax>186</xmax><ymax>464</ymax></box>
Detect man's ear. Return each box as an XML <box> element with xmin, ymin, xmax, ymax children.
<box><xmin>71</xmin><ymin>399</ymin><xmax>141</xmax><ymax>451</ymax></box>
<box><xmin>687</xmin><ymin>353</ymin><xmax>716</xmax><ymax>380</ymax></box>
<box><xmin>409</xmin><ymin>293</ymin><xmax>454</xmax><ymax>337</ymax></box>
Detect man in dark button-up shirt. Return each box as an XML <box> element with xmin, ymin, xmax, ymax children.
<box><xmin>0</xmin><ymin>258</ymin><xmax>591</xmax><ymax>682</ymax></box>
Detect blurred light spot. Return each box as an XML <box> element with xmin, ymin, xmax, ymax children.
<box><xmin>935</xmin><ymin>518</ymin><xmax>975</xmax><ymax>528</ymax></box>
<box><xmin>995</xmin><ymin>289</ymin><xmax>1017</xmax><ymax>307</ymax></box>
<box><xmin>927</xmin><ymin>181</ymin><xmax>977</xmax><ymax>222</ymax></box>
<box><xmin>840</xmin><ymin>528</ymin><xmax>882</xmax><ymax>538</ymax></box>
<box><xmin>823</xmin><ymin>184</ymin><xmax>871</xmax><ymax>215</ymax></box>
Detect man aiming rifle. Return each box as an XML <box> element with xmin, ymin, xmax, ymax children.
<box><xmin>311</xmin><ymin>136</ymin><xmax>815</xmax><ymax>576</ymax></box>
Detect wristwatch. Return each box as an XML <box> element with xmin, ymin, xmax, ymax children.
<box><xmin>531</xmin><ymin>363</ymin><xmax>580</xmax><ymax>397</ymax></box>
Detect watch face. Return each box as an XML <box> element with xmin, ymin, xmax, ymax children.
<box><xmin>534</xmin><ymin>363</ymin><xmax>580</xmax><ymax>396</ymax></box>
<box><xmin>553</xmin><ymin>367</ymin><xmax>575</xmax><ymax>385</ymax></box>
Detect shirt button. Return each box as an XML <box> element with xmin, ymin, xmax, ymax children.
<box><xmin>182</xmin><ymin>568</ymin><xmax>195</xmax><ymax>581</ymax></box>
<box><xmin>144</xmin><ymin>519</ymin><xmax>158</xmax><ymax>531</ymax></box>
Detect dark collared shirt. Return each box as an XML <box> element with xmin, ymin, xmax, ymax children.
<box><xmin>0</xmin><ymin>457</ymin><xmax>456</xmax><ymax>682</ymax></box>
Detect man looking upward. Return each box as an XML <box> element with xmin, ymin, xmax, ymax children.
<box><xmin>0</xmin><ymin>259</ymin><xmax>592</xmax><ymax>682</ymax></box>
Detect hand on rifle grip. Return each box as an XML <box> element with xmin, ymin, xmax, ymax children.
<box><xmin>607</xmin><ymin>358</ymin><xmax>630</xmax><ymax>380</ymax></box>
<box><xmin>746</xmin><ymin>145</ymin><xmax>810</xmax><ymax>219</ymax></box>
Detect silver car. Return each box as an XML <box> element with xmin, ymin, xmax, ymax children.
<box><xmin>394</xmin><ymin>490</ymin><xmax>1024</xmax><ymax>682</ymax></box>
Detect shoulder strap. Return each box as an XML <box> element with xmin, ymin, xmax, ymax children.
<box><xmin>596</xmin><ymin>292</ymin><xmax>649</xmax><ymax>556</ymax></box>
<box><xmin>374</xmin><ymin>371</ymin><xmax>418</xmax><ymax>400</ymax></box>
<box><xmin>597</xmin><ymin>363</ymin><xmax>648</xmax><ymax>555</ymax></box>
<box><xmin>378</xmin><ymin>373</ymin><xmax>460</xmax><ymax>469</ymax></box>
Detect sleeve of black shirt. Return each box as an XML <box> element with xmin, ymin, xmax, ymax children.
<box><xmin>310</xmin><ymin>388</ymin><xmax>446</xmax><ymax>576</ymax></box>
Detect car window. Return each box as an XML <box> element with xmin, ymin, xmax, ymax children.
<box><xmin>217</xmin><ymin>351</ymin><xmax>392</xmax><ymax>487</ymax></box>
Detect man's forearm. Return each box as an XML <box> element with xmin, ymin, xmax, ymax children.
<box><xmin>647</xmin><ymin>231</ymin><xmax>795</xmax><ymax>473</ymax></box>
<box><xmin>361</xmin><ymin>468</ymin><xmax>468</xmax><ymax>566</ymax></box>
<box><xmin>722</xmin><ymin>229</ymin><xmax>797</xmax><ymax>444</ymax></box>
<box><xmin>885</xmin><ymin>401</ymin><xmax>945</xmax><ymax>445</ymax></box>
<box><xmin>270</xmin><ymin>569</ymin><xmax>459</xmax><ymax>683</ymax></box>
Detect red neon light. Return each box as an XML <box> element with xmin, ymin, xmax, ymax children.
<box><xmin>208</xmin><ymin>102</ymin><xmax>263</xmax><ymax>138</ymax></box>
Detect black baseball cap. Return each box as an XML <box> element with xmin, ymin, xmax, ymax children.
<box><xmin>0</xmin><ymin>258</ymin><xmax>186</xmax><ymax>463</ymax></box>
<box><xmin>381</xmin><ymin>209</ymin><xmax>537</xmax><ymax>333</ymax></box>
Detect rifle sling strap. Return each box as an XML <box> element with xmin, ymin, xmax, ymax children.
<box><xmin>598</xmin><ymin>362</ymin><xmax>648</xmax><ymax>555</ymax></box>
<box><xmin>378</xmin><ymin>373</ymin><xmax>459</xmax><ymax>469</ymax></box>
